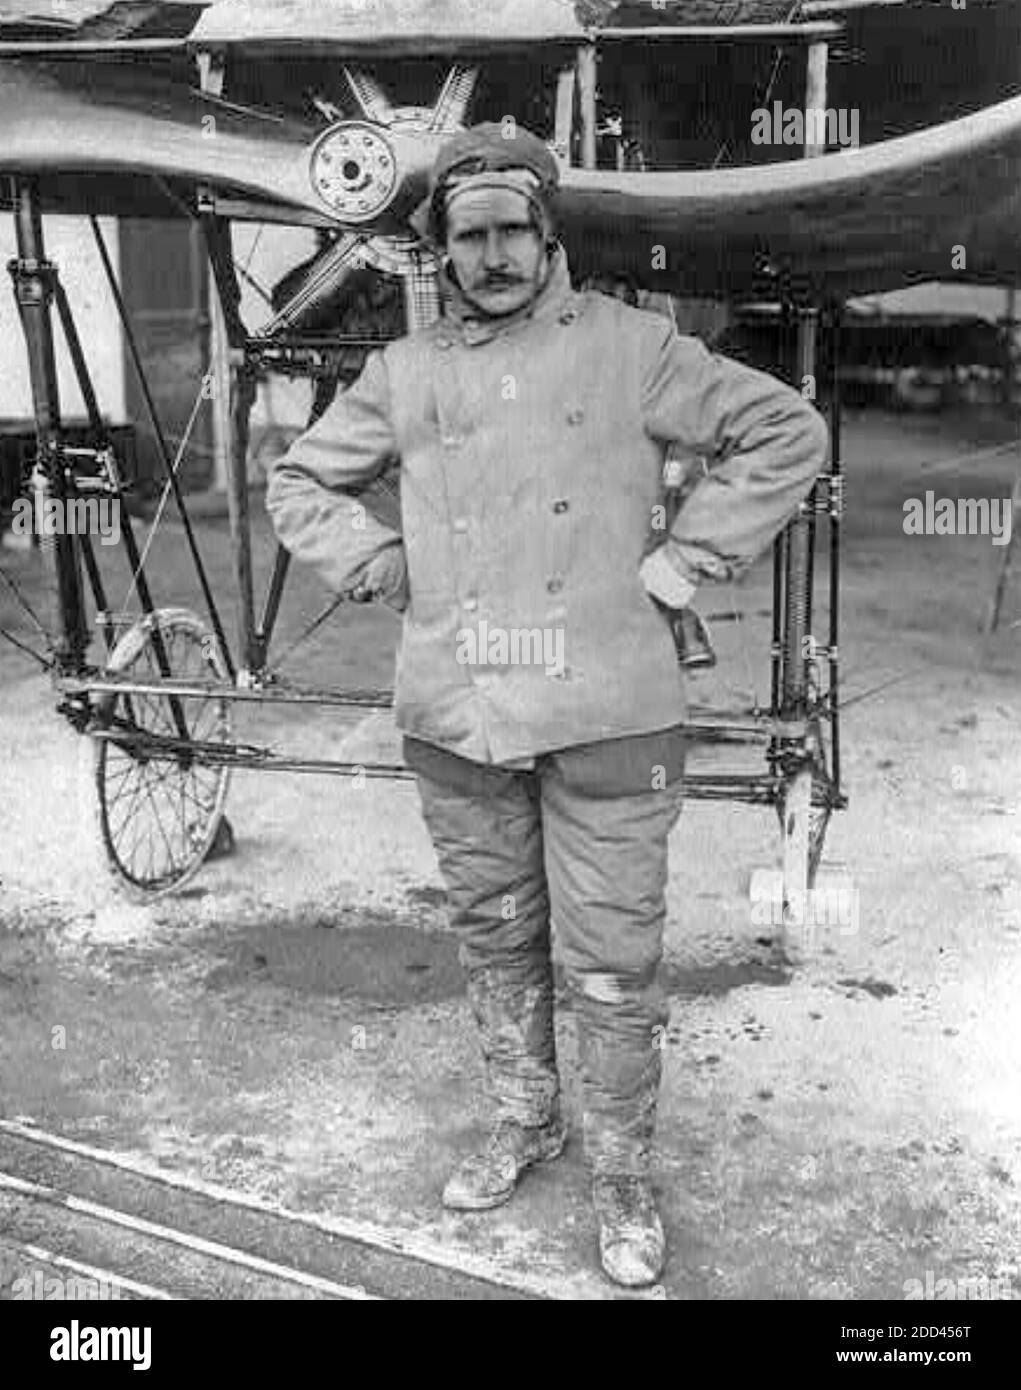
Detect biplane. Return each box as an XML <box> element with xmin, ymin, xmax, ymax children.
<box><xmin>0</xmin><ymin>0</ymin><xmax>1018</xmax><ymax>929</ymax></box>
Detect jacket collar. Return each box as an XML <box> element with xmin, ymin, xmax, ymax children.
<box><xmin>439</xmin><ymin>245</ymin><xmax>579</xmax><ymax>347</ymax></box>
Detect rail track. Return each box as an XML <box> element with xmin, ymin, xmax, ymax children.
<box><xmin>0</xmin><ymin>1121</ymin><xmax>542</xmax><ymax>1301</ymax></box>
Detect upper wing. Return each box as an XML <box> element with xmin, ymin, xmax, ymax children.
<box><xmin>190</xmin><ymin>0</ymin><xmax>588</xmax><ymax>51</ymax></box>
<box><xmin>558</xmin><ymin>95</ymin><xmax>1021</xmax><ymax>297</ymax></box>
<box><xmin>1</xmin><ymin>52</ymin><xmax>1018</xmax><ymax>297</ymax></box>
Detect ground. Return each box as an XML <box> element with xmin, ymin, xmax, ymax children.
<box><xmin>0</xmin><ymin>406</ymin><xmax>1019</xmax><ymax>1300</ymax></box>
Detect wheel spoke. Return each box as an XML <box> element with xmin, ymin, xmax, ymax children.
<box><xmin>96</xmin><ymin>614</ymin><xmax>232</xmax><ymax>893</ymax></box>
<box><xmin>108</xmin><ymin>754</ymin><xmax>150</xmax><ymax>838</ymax></box>
<box><xmin>139</xmin><ymin>771</ymin><xmax>179</xmax><ymax>877</ymax></box>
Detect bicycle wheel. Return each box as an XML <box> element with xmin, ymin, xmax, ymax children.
<box><xmin>93</xmin><ymin>607</ymin><xmax>232</xmax><ymax>896</ymax></box>
<box><xmin>776</xmin><ymin>713</ymin><xmax>836</xmax><ymax>894</ymax></box>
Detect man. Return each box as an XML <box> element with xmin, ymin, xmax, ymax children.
<box><xmin>266</xmin><ymin>122</ymin><xmax>828</xmax><ymax>1288</ymax></box>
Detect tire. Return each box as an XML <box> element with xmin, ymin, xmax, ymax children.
<box><xmin>92</xmin><ymin>607</ymin><xmax>232</xmax><ymax>897</ymax></box>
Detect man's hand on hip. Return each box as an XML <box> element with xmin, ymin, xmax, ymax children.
<box><xmin>349</xmin><ymin>543</ymin><xmax>409</xmax><ymax>611</ymax></box>
<box><xmin>639</xmin><ymin>547</ymin><xmax>696</xmax><ymax>610</ymax></box>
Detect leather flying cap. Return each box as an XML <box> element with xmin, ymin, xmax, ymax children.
<box><xmin>432</xmin><ymin>122</ymin><xmax>560</xmax><ymax>191</ymax></box>
<box><xmin>411</xmin><ymin>121</ymin><xmax>560</xmax><ymax>245</ymax></box>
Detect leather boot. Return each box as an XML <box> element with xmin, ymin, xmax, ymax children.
<box><xmin>465</xmin><ymin>963</ymin><xmax>559</xmax><ymax>1128</ymax></box>
<box><xmin>569</xmin><ymin>975</ymin><xmax>668</xmax><ymax>1285</ymax></box>
<box><xmin>442</xmin><ymin>1110</ymin><xmax>567</xmax><ymax>1210</ymax></box>
<box><xmin>444</xmin><ymin>963</ymin><xmax>562</xmax><ymax>1209</ymax></box>
<box><xmin>592</xmin><ymin>1174</ymin><xmax>666</xmax><ymax>1287</ymax></box>
<box><xmin>570</xmin><ymin>975</ymin><xmax>665</xmax><ymax>1177</ymax></box>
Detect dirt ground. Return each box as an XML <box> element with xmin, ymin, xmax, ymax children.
<box><xmin>1</xmin><ymin>406</ymin><xmax>1020</xmax><ymax>1300</ymax></box>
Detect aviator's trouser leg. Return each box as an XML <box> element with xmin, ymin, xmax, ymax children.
<box><xmin>407</xmin><ymin>733</ymin><xmax>684</xmax><ymax>1174</ymax></box>
<box><xmin>409</xmin><ymin>749</ymin><xmax>558</xmax><ymax>1128</ymax></box>
<box><xmin>541</xmin><ymin>762</ymin><xmax>683</xmax><ymax>1178</ymax></box>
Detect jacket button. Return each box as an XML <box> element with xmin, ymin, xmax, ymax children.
<box><xmin>453</xmin><ymin>518</ymin><xmax>468</xmax><ymax>534</ymax></box>
<box><xmin>546</xmin><ymin>577</ymin><xmax>563</xmax><ymax>594</ymax></box>
<box><xmin>559</xmin><ymin>310</ymin><xmax>576</xmax><ymax>325</ymax></box>
<box><xmin>463</xmin><ymin>595</ymin><xmax>478</xmax><ymax>612</ymax></box>
<box><xmin>552</xmin><ymin>498</ymin><xmax>569</xmax><ymax>514</ymax></box>
<box><xmin>566</xmin><ymin>408</ymin><xmax>584</xmax><ymax>425</ymax></box>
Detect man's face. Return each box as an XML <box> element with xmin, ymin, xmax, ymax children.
<box><xmin>444</xmin><ymin>186</ymin><xmax>549</xmax><ymax>318</ymax></box>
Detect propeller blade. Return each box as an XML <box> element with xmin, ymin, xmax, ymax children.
<box><xmin>0</xmin><ymin>60</ymin><xmax>440</xmax><ymax>224</ymax></box>
<box><xmin>0</xmin><ymin>60</ymin><xmax>319</xmax><ymax>210</ymax></box>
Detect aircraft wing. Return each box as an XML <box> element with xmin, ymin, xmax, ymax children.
<box><xmin>190</xmin><ymin>0</ymin><xmax>590</xmax><ymax>52</ymax></box>
<box><xmin>0</xmin><ymin>53</ymin><xmax>1018</xmax><ymax>298</ymax></box>
<box><xmin>558</xmin><ymin>94</ymin><xmax>1021</xmax><ymax>297</ymax></box>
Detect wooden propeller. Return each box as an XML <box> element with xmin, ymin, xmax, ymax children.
<box><xmin>0</xmin><ymin>59</ymin><xmax>442</xmax><ymax>226</ymax></box>
<box><xmin>2</xmin><ymin>57</ymin><xmax>1019</xmax><ymax>298</ymax></box>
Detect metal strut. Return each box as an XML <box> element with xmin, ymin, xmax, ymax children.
<box><xmin>89</xmin><ymin>215</ymin><xmax>235</xmax><ymax>681</ymax></box>
<box><xmin>8</xmin><ymin>185</ymin><xmax>198</xmax><ymax>737</ymax></box>
<box><xmin>8</xmin><ymin>180</ymin><xmax>87</xmax><ymax>672</ymax></box>
<box><xmin>826</xmin><ymin>301</ymin><xmax>843</xmax><ymax>798</ymax></box>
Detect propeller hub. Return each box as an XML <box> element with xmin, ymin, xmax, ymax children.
<box><xmin>308</xmin><ymin>120</ymin><xmax>398</xmax><ymax>222</ymax></box>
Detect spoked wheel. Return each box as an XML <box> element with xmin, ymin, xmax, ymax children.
<box><xmin>93</xmin><ymin>607</ymin><xmax>232</xmax><ymax>897</ymax></box>
<box><xmin>779</xmin><ymin>758</ymin><xmax>835</xmax><ymax>889</ymax></box>
<box><xmin>803</xmin><ymin>713</ymin><xmax>838</xmax><ymax>887</ymax></box>
<box><xmin>776</xmin><ymin>713</ymin><xmax>837</xmax><ymax>917</ymax></box>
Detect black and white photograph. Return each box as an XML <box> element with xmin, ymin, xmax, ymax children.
<box><xmin>0</xmin><ymin>0</ymin><xmax>1019</xmax><ymax>1332</ymax></box>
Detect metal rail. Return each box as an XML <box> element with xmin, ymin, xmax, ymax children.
<box><xmin>62</xmin><ymin>674</ymin><xmax>395</xmax><ymax>708</ymax></box>
<box><xmin>0</xmin><ymin>1120</ymin><xmax>546</xmax><ymax>1301</ymax></box>
<box><xmin>64</xmin><ymin>672</ymin><xmax>827</xmax><ymax>740</ymax></box>
<box><xmin>0</xmin><ymin>1171</ymin><xmax>377</xmax><ymax>1301</ymax></box>
<box><xmin>85</xmin><ymin>718</ymin><xmax>844</xmax><ymax>808</ymax></box>
<box><xmin>89</xmin><ymin>726</ymin><xmax>417</xmax><ymax>779</ymax></box>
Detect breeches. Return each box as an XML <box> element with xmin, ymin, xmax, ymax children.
<box><xmin>406</xmin><ymin>729</ymin><xmax>685</xmax><ymax>1176</ymax></box>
